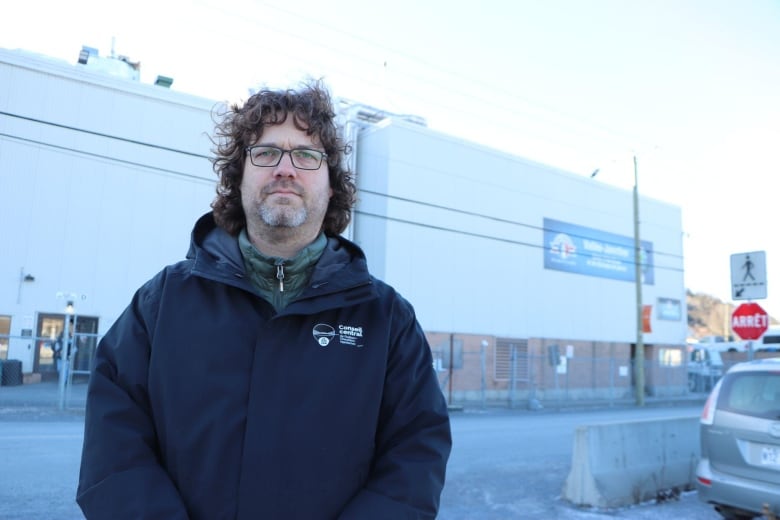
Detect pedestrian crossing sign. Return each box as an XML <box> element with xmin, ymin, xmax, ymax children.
<box><xmin>730</xmin><ymin>251</ymin><xmax>767</xmax><ymax>300</ymax></box>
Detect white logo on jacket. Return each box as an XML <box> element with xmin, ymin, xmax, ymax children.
<box><xmin>312</xmin><ymin>323</ymin><xmax>365</xmax><ymax>348</ymax></box>
<box><xmin>312</xmin><ymin>323</ymin><xmax>336</xmax><ymax>346</ymax></box>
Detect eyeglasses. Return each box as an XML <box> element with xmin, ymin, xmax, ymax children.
<box><xmin>245</xmin><ymin>145</ymin><xmax>327</xmax><ymax>170</ymax></box>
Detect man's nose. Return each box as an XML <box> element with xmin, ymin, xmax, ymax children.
<box><xmin>274</xmin><ymin>151</ymin><xmax>297</xmax><ymax>176</ymax></box>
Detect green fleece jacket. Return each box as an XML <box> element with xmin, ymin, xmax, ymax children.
<box><xmin>238</xmin><ymin>229</ymin><xmax>327</xmax><ymax>312</ymax></box>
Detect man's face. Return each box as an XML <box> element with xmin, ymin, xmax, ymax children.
<box><xmin>240</xmin><ymin>118</ymin><xmax>332</xmax><ymax>234</ymax></box>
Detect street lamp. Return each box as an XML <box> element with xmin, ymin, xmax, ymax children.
<box><xmin>56</xmin><ymin>291</ymin><xmax>83</xmax><ymax>410</ymax></box>
<box><xmin>58</xmin><ymin>301</ymin><xmax>76</xmax><ymax>410</ymax></box>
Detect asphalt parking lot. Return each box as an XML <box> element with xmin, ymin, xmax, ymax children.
<box><xmin>0</xmin><ymin>382</ymin><xmax>726</xmax><ymax>519</ymax></box>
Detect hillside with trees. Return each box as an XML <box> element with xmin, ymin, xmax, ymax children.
<box><xmin>687</xmin><ymin>289</ymin><xmax>778</xmax><ymax>340</ymax></box>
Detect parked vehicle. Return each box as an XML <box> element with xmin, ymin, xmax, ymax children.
<box><xmin>696</xmin><ymin>358</ymin><xmax>780</xmax><ymax>519</ymax></box>
<box><xmin>688</xmin><ymin>346</ymin><xmax>724</xmax><ymax>392</ymax></box>
<box><xmin>759</xmin><ymin>327</ymin><xmax>780</xmax><ymax>352</ymax></box>
<box><xmin>695</xmin><ymin>335</ymin><xmax>752</xmax><ymax>354</ymax></box>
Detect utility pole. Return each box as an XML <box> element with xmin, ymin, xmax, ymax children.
<box><xmin>633</xmin><ymin>155</ymin><xmax>645</xmax><ymax>406</ymax></box>
<box><xmin>723</xmin><ymin>302</ymin><xmax>730</xmax><ymax>339</ymax></box>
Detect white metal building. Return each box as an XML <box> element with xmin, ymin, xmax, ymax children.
<box><xmin>0</xmin><ymin>48</ymin><xmax>216</xmax><ymax>378</ymax></box>
<box><xmin>0</xmin><ymin>47</ymin><xmax>686</xmax><ymax>383</ymax></box>
<box><xmin>354</xmin><ymin>121</ymin><xmax>685</xmax><ymax>342</ymax></box>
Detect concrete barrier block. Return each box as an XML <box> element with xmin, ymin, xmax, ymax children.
<box><xmin>562</xmin><ymin>417</ymin><xmax>699</xmax><ymax>508</ymax></box>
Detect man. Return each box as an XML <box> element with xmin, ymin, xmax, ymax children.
<box><xmin>77</xmin><ymin>81</ymin><xmax>452</xmax><ymax>519</ymax></box>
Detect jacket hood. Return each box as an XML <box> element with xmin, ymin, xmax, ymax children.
<box><xmin>187</xmin><ymin>212</ymin><xmax>244</xmax><ymax>269</ymax></box>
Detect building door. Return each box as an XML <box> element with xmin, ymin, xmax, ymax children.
<box><xmin>33</xmin><ymin>314</ymin><xmax>65</xmax><ymax>381</ymax></box>
<box><xmin>0</xmin><ymin>315</ymin><xmax>10</xmax><ymax>360</ymax></box>
<box><xmin>33</xmin><ymin>314</ymin><xmax>99</xmax><ymax>381</ymax></box>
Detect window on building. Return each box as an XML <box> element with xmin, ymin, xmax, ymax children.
<box><xmin>658</xmin><ymin>347</ymin><xmax>683</xmax><ymax>367</ymax></box>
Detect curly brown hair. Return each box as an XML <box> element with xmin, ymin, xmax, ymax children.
<box><xmin>210</xmin><ymin>80</ymin><xmax>356</xmax><ymax>236</ymax></box>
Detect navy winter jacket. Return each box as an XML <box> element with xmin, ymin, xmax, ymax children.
<box><xmin>77</xmin><ymin>213</ymin><xmax>452</xmax><ymax>519</ymax></box>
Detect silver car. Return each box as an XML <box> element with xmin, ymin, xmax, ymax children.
<box><xmin>696</xmin><ymin>358</ymin><xmax>780</xmax><ymax>519</ymax></box>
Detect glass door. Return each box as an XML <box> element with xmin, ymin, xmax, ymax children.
<box><xmin>34</xmin><ymin>314</ymin><xmax>65</xmax><ymax>380</ymax></box>
<box><xmin>33</xmin><ymin>314</ymin><xmax>100</xmax><ymax>381</ymax></box>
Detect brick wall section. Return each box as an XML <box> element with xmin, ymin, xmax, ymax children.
<box><xmin>426</xmin><ymin>331</ymin><xmax>689</xmax><ymax>404</ymax></box>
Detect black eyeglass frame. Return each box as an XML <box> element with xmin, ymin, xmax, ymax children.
<box><xmin>245</xmin><ymin>145</ymin><xmax>328</xmax><ymax>170</ymax></box>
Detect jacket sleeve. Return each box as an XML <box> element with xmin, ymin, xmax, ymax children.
<box><xmin>76</xmin><ymin>282</ymin><xmax>190</xmax><ymax>520</ymax></box>
<box><xmin>338</xmin><ymin>297</ymin><xmax>452</xmax><ymax>519</ymax></box>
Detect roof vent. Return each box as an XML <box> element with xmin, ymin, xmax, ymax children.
<box><xmin>77</xmin><ymin>45</ymin><xmax>98</xmax><ymax>65</ymax></box>
<box><xmin>75</xmin><ymin>45</ymin><xmax>141</xmax><ymax>81</ymax></box>
<box><xmin>338</xmin><ymin>99</ymin><xmax>427</xmax><ymax>127</ymax></box>
<box><xmin>154</xmin><ymin>75</ymin><xmax>174</xmax><ymax>88</ymax></box>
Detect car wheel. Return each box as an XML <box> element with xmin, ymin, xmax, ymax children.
<box><xmin>715</xmin><ymin>505</ymin><xmax>758</xmax><ymax>519</ymax></box>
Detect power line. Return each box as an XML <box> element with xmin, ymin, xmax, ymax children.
<box><xmin>0</xmin><ymin>133</ymin><xmax>212</xmax><ymax>184</ymax></box>
<box><xmin>359</xmin><ymin>188</ymin><xmax>683</xmax><ymax>263</ymax></box>
<box><xmin>248</xmin><ymin>0</ymin><xmax>641</xmax><ymax>146</ymax></box>
<box><xmin>2</xmin><ymin>104</ymin><xmax>681</xmax><ymax>267</ymax></box>
<box><xmin>354</xmin><ymin>209</ymin><xmax>682</xmax><ymax>274</ymax></box>
<box><xmin>192</xmin><ymin>1</ymin><xmax>646</xmax><ymax>160</ymax></box>
<box><xmin>0</xmin><ymin>110</ymin><xmax>211</xmax><ymax>159</ymax></box>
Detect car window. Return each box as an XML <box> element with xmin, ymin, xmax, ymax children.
<box><xmin>719</xmin><ymin>371</ymin><xmax>780</xmax><ymax>419</ymax></box>
<box><xmin>763</xmin><ymin>332</ymin><xmax>780</xmax><ymax>345</ymax></box>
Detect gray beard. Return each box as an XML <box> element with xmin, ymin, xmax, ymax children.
<box><xmin>258</xmin><ymin>203</ymin><xmax>308</xmax><ymax>228</ymax></box>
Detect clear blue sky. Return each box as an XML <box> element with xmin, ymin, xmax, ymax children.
<box><xmin>3</xmin><ymin>0</ymin><xmax>780</xmax><ymax>319</ymax></box>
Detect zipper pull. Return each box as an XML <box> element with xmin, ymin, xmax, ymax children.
<box><xmin>276</xmin><ymin>262</ymin><xmax>285</xmax><ymax>292</ymax></box>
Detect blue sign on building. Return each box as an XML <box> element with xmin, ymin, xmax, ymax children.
<box><xmin>543</xmin><ymin>218</ymin><xmax>654</xmax><ymax>285</ymax></box>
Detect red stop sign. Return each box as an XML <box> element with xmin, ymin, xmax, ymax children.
<box><xmin>731</xmin><ymin>302</ymin><xmax>769</xmax><ymax>340</ymax></box>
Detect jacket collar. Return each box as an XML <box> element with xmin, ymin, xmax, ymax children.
<box><xmin>238</xmin><ymin>229</ymin><xmax>327</xmax><ymax>308</ymax></box>
<box><xmin>186</xmin><ymin>212</ymin><xmax>375</xmax><ymax>305</ymax></box>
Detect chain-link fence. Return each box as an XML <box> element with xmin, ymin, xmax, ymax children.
<box><xmin>429</xmin><ymin>332</ymin><xmax>699</xmax><ymax>409</ymax></box>
<box><xmin>429</xmin><ymin>333</ymin><xmax>780</xmax><ymax>409</ymax></box>
<box><xmin>5</xmin><ymin>329</ymin><xmax>778</xmax><ymax>412</ymax></box>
